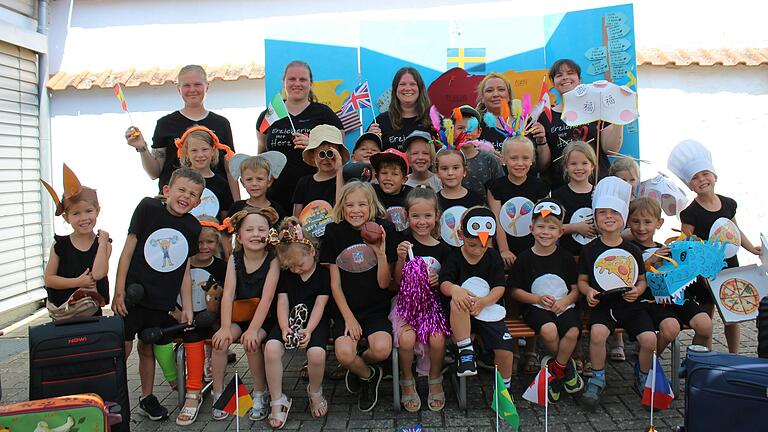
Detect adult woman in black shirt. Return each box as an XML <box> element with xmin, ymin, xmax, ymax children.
<box><xmin>368</xmin><ymin>67</ymin><xmax>433</xmax><ymax>152</ymax></box>
<box><xmin>126</xmin><ymin>65</ymin><xmax>238</xmax><ymax>200</ymax></box>
<box><xmin>257</xmin><ymin>61</ymin><xmax>343</xmax><ymax>212</ymax></box>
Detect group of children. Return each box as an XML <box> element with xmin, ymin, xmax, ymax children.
<box><xmin>40</xmin><ymin>101</ymin><xmax>761</xmax><ymax>428</ymax></box>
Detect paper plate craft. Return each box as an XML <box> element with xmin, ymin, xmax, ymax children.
<box><xmin>336</xmin><ymin>243</ymin><xmax>377</xmax><ymax>273</ymax></box>
<box><xmin>637</xmin><ymin>173</ymin><xmax>689</xmax><ymax>217</ymax></box>
<box><xmin>594</xmin><ymin>248</ymin><xmax>638</xmax><ymax>291</ymax></box>
<box><xmin>709</xmin><ymin>218</ymin><xmax>741</xmax><ymax>259</ymax></box>
<box><xmin>562</xmin><ymin>80</ymin><xmax>638</xmax><ymax>126</ymax></box>
<box><xmin>531</xmin><ymin>274</ymin><xmax>575</xmax><ymax>313</ymax></box>
<box><xmin>422</xmin><ymin>256</ymin><xmax>442</xmax><ymax>277</ymax></box>
<box><xmin>570</xmin><ymin>207</ymin><xmax>596</xmax><ymax>245</ymax></box>
<box><xmin>228</xmin><ymin>151</ymin><xmax>287</xmax><ymax>180</ymax></box>
<box><xmin>386</xmin><ymin>206</ymin><xmax>409</xmax><ymax>232</ymax></box>
<box><xmin>40</xmin><ymin>163</ymin><xmax>98</xmax><ymax>216</ymax></box>
<box><xmin>708</xmin><ymin>263</ymin><xmax>768</xmax><ymax>323</ymax></box>
<box><xmin>646</xmin><ymin>238</ymin><xmax>727</xmax><ymax>305</ymax></box>
<box><xmin>461</xmin><ymin>277</ymin><xmax>506</xmax><ymax>322</ymax></box>
<box><xmin>760</xmin><ymin>233</ymin><xmax>768</xmax><ymax>268</ymax></box>
<box><xmin>462</xmin><ymin>207</ymin><xmax>497</xmax><ymax>247</ymax></box>
<box><xmin>189</xmin><ymin>188</ymin><xmax>220</xmax><ymax>218</ymax></box>
<box><xmin>440</xmin><ymin>205</ymin><xmax>467</xmax><ymax>247</ymax></box>
<box><xmin>299</xmin><ymin>200</ymin><xmax>333</xmax><ymax>237</ymax></box>
<box><xmin>500</xmin><ymin>197</ymin><xmax>535</xmax><ymax>237</ymax></box>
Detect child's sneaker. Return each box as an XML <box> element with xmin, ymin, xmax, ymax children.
<box><xmin>138</xmin><ymin>394</ymin><xmax>168</xmax><ymax>421</ymax></box>
<box><xmin>456</xmin><ymin>349</ymin><xmax>477</xmax><ymax>377</ymax></box>
<box><xmin>563</xmin><ymin>358</ymin><xmax>584</xmax><ymax>394</ymax></box>
<box><xmin>633</xmin><ymin>369</ymin><xmax>648</xmax><ymax>398</ymax></box>
<box><xmin>580</xmin><ymin>377</ymin><xmax>605</xmax><ymax>410</ymax></box>
<box><xmin>358</xmin><ymin>365</ymin><xmax>382</xmax><ymax>412</ymax></box>
<box><xmin>547</xmin><ymin>377</ymin><xmax>563</xmax><ymax>403</ymax></box>
<box><xmin>345</xmin><ymin>369</ymin><xmax>361</xmax><ymax>394</ymax></box>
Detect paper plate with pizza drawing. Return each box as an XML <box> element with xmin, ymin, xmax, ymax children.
<box><xmin>708</xmin><ymin>264</ymin><xmax>768</xmax><ymax>323</ymax></box>
<box><xmin>709</xmin><ymin>217</ymin><xmax>741</xmax><ymax>259</ymax></box>
<box><xmin>593</xmin><ymin>248</ymin><xmax>638</xmax><ymax>292</ymax></box>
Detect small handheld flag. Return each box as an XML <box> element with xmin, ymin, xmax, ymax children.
<box><xmin>113</xmin><ymin>82</ymin><xmax>136</xmax><ymax>130</ymax></box>
<box><xmin>491</xmin><ymin>367</ymin><xmax>519</xmax><ymax>431</ymax></box>
<box><xmin>642</xmin><ymin>353</ymin><xmax>674</xmax><ymax>410</ymax></box>
<box><xmin>213</xmin><ymin>373</ymin><xmax>253</xmax><ymax>417</ymax></box>
<box><xmin>340</xmin><ymin>81</ymin><xmax>372</xmax><ymax>114</ymax></box>
<box><xmin>259</xmin><ymin>93</ymin><xmax>293</xmax><ymax>133</ymax></box>
<box><xmin>523</xmin><ymin>367</ymin><xmax>551</xmax><ymax>407</ymax></box>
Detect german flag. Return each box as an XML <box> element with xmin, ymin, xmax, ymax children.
<box><xmin>212</xmin><ymin>374</ymin><xmax>253</xmax><ymax>417</ymax></box>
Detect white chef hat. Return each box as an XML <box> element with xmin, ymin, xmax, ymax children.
<box><xmin>593</xmin><ymin>176</ymin><xmax>632</xmax><ymax>226</ymax></box>
<box><xmin>667</xmin><ymin>139</ymin><xmax>716</xmax><ymax>187</ymax></box>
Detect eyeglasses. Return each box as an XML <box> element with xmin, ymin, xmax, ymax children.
<box><xmin>317</xmin><ymin>150</ymin><xmax>335</xmax><ymax>159</ymax></box>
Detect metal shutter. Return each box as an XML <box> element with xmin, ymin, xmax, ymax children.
<box><xmin>0</xmin><ymin>40</ymin><xmax>45</xmax><ymax>314</ymax></box>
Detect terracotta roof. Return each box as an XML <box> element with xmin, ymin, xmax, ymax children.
<box><xmin>637</xmin><ymin>48</ymin><xmax>768</xmax><ymax>66</ymax></box>
<box><xmin>47</xmin><ymin>63</ymin><xmax>265</xmax><ymax>91</ymax></box>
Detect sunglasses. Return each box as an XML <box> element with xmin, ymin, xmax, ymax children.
<box><xmin>317</xmin><ymin>150</ymin><xmax>335</xmax><ymax>159</ymax></box>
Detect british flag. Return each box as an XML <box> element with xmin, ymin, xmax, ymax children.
<box><xmin>340</xmin><ymin>81</ymin><xmax>372</xmax><ymax>115</ymax></box>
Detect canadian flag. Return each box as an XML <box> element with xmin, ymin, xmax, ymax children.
<box><xmin>523</xmin><ymin>367</ymin><xmax>552</xmax><ymax>407</ymax></box>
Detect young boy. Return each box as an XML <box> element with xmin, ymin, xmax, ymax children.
<box><xmin>351</xmin><ymin>132</ymin><xmax>382</xmax><ymax>164</ymax></box>
<box><xmin>508</xmin><ymin>199</ymin><xmax>583</xmax><ymax>402</ymax></box>
<box><xmin>453</xmin><ymin>105</ymin><xmax>503</xmax><ymax>203</ymax></box>
<box><xmin>370</xmin><ymin>148</ymin><xmax>413</xmax><ymax>232</ymax></box>
<box><xmin>578</xmin><ymin>176</ymin><xmax>657</xmax><ymax>408</ymax></box>
<box><xmin>628</xmin><ymin>197</ymin><xmax>713</xmax><ymax>353</ymax></box>
<box><xmin>439</xmin><ymin>207</ymin><xmax>515</xmax><ymax>387</ymax></box>
<box><xmin>112</xmin><ymin>167</ymin><xmax>204</xmax><ymax>420</ymax></box>
<box><xmin>668</xmin><ymin>139</ymin><xmax>761</xmax><ymax>353</ymax></box>
<box><xmin>228</xmin><ymin>151</ymin><xmax>287</xmax><ymax>220</ymax></box>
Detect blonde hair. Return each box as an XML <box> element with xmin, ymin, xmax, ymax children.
<box><xmin>180</xmin><ymin>128</ymin><xmax>220</xmax><ymax>169</ymax></box>
<box><xmin>561</xmin><ymin>141</ymin><xmax>597</xmax><ymax>182</ymax></box>
<box><xmin>476</xmin><ymin>73</ymin><xmax>513</xmax><ymax>115</ymax></box>
<box><xmin>239</xmin><ymin>156</ymin><xmax>272</xmax><ymax>178</ymax></box>
<box><xmin>332</xmin><ymin>181</ymin><xmax>385</xmax><ymax>223</ymax></box>
<box><xmin>177</xmin><ymin>65</ymin><xmax>207</xmax><ymax>84</ymax></box>
<box><xmin>283</xmin><ymin>60</ymin><xmax>318</xmax><ymax>103</ymax></box>
<box><xmin>197</xmin><ymin>215</ymin><xmax>223</xmax><ymax>240</ymax></box>
<box><xmin>609</xmin><ymin>158</ymin><xmax>640</xmax><ymax>179</ymax></box>
<box><xmin>501</xmin><ymin>135</ymin><xmax>535</xmax><ymax>159</ymax></box>
<box><xmin>406</xmin><ymin>137</ymin><xmax>436</xmax><ymax>169</ymax></box>
<box><xmin>230</xmin><ymin>207</ymin><xmax>279</xmax><ymax>251</ymax></box>
<box><xmin>274</xmin><ymin>216</ymin><xmax>320</xmax><ymax>267</ymax></box>
<box><xmin>628</xmin><ymin>196</ymin><xmax>662</xmax><ymax>220</ymax></box>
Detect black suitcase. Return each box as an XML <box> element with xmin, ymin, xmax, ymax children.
<box><xmin>679</xmin><ymin>346</ymin><xmax>768</xmax><ymax>431</ymax></box>
<box><xmin>29</xmin><ymin>315</ymin><xmax>130</xmax><ymax>431</ymax></box>
<box><xmin>758</xmin><ymin>295</ymin><xmax>768</xmax><ymax>358</ymax></box>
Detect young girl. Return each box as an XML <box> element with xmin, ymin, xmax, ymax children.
<box><xmin>42</xmin><ymin>165</ymin><xmax>111</xmax><ymax>319</ymax></box>
<box><xmin>319</xmin><ymin>181</ymin><xmax>397</xmax><ymax>413</ymax></box>
<box><xmin>669</xmin><ymin>139</ymin><xmax>761</xmax><ymax>354</ymax></box>
<box><xmin>211</xmin><ymin>207</ymin><xmax>280</xmax><ymax>421</ymax></box>
<box><xmin>404</xmin><ymin>131</ymin><xmax>442</xmax><ymax>192</ymax></box>
<box><xmin>174</xmin><ymin>216</ymin><xmax>228</xmax><ymax>425</ymax></box>
<box><xmin>609</xmin><ymin>158</ymin><xmax>640</xmax><ymax>197</ymax></box>
<box><xmin>229</xmin><ymin>153</ymin><xmax>288</xmax><ymax>221</ymax></box>
<box><xmin>392</xmin><ymin>188</ymin><xmax>451</xmax><ymax>412</ymax></box>
<box><xmin>435</xmin><ymin>149</ymin><xmax>484</xmax><ymax>248</ymax></box>
<box><xmin>264</xmin><ymin>218</ymin><xmax>330</xmax><ymax>428</ymax></box>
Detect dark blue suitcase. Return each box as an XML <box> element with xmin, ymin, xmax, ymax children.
<box><xmin>680</xmin><ymin>346</ymin><xmax>768</xmax><ymax>431</ymax></box>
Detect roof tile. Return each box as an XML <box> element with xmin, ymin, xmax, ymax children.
<box><xmin>637</xmin><ymin>48</ymin><xmax>768</xmax><ymax>66</ymax></box>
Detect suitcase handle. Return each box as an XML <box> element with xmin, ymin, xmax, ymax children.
<box><xmin>727</xmin><ymin>377</ymin><xmax>768</xmax><ymax>396</ymax></box>
<box><xmin>53</xmin><ymin>316</ymin><xmax>101</xmax><ymax>326</ymax></box>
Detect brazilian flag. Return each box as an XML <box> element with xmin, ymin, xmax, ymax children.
<box><xmin>491</xmin><ymin>368</ymin><xmax>519</xmax><ymax>430</ymax></box>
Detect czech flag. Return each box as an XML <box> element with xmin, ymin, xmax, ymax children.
<box><xmin>523</xmin><ymin>367</ymin><xmax>551</xmax><ymax>407</ymax></box>
<box><xmin>642</xmin><ymin>356</ymin><xmax>674</xmax><ymax>410</ymax></box>
<box><xmin>213</xmin><ymin>374</ymin><xmax>253</xmax><ymax>417</ymax></box>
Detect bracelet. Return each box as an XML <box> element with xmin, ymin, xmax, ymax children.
<box><xmin>536</xmin><ymin>141</ymin><xmax>548</xmax><ymax>147</ymax></box>
<box><xmin>136</xmin><ymin>146</ymin><xmax>148</xmax><ymax>153</ymax></box>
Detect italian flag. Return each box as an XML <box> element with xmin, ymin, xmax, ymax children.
<box><xmin>258</xmin><ymin>93</ymin><xmax>289</xmax><ymax>133</ymax></box>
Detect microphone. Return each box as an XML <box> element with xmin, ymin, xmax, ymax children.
<box><xmin>138</xmin><ymin>310</ymin><xmax>218</xmax><ymax>343</ymax></box>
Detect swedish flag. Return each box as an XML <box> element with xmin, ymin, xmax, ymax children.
<box><xmin>447</xmin><ymin>48</ymin><xmax>486</xmax><ymax>73</ymax></box>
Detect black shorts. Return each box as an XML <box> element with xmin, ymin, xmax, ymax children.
<box><xmin>124</xmin><ymin>305</ymin><xmax>178</xmax><ymax>343</ymax></box>
<box><xmin>687</xmin><ymin>277</ymin><xmax>713</xmax><ymax>305</ymax></box>
<box><xmin>588</xmin><ymin>301</ymin><xmax>655</xmax><ymax>339</ymax></box>
<box><xmin>471</xmin><ymin>318</ymin><xmax>515</xmax><ymax>352</ymax></box>
<box><xmin>524</xmin><ymin>307</ymin><xmax>580</xmax><ymax>338</ymax></box>
<box><xmin>182</xmin><ymin>310</ymin><xmax>215</xmax><ymax>343</ymax></box>
<box><xmin>234</xmin><ymin>317</ymin><xmax>275</xmax><ymax>335</ymax></box>
<box><xmin>649</xmin><ymin>301</ymin><xmax>705</xmax><ymax>329</ymax></box>
<box><xmin>331</xmin><ymin>314</ymin><xmax>392</xmax><ymax>340</ymax></box>
<box><xmin>267</xmin><ymin>318</ymin><xmax>330</xmax><ymax>350</ymax></box>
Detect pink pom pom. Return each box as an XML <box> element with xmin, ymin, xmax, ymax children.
<box><xmin>396</xmin><ymin>257</ymin><xmax>450</xmax><ymax>343</ymax></box>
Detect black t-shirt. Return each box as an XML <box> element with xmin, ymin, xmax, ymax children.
<box><xmin>437</xmin><ymin>189</ymin><xmax>484</xmax><ymax>213</ymax></box>
<box><xmin>178</xmin><ymin>256</ymin><xmax>227</xmax><ymax>312</ymax></box>
<box><xmin>319</xmin><ymin>218</ymin><xmax>398</xmax><ymax>319</ymax></box>
<box><xmin>403</xmin><ymin>233</ymin><xmax>454</xmax><ymax>305</ymax></box>
<box><xmin>488</xmin><ymin>176</ymin><xmax>550</xmax><ymax>256</ymax></box>
<box><xmin>233</xmin><ymin>249</ymin><xmax>275</xmax><ymax>300</ymax></box>
<box><xmin>551</xmin><ymin>184</ymin><xmax>595</xmax><ymax>257</ymax></box>
<box><xmin>47</xmin><ymin>234</ymin><xmax>110</xmax><ymax>307</ymax></box>
<box><xmin>479</xmin><ymin>127</ymin><xmax>507</xmax><ymax>153</ymax></box>
<box><xmin>538</xmin><ymin>110</ymin><xmax>610</xmax><ymax>189</ymax></box>
<box><xmin>277</xmin><ymin>265</ymin><xmax>331</xmax><ymax>316</ymax></box>
<box><xmin>189</xmin><ymin>172</ymin><xmax>233</xmax><ymax>221</ymax></box>
<box><xmin>439</xmin><ymin>247</ymin><xmax>506</xmax><ymax>304</ymax></box>
<box><xmin>292</xmin><ymin>175</ymin><xmax>336</xmax><ymax>238</ymax></box>
<box><xmin>438</xmin><ymin>189</ymin><xmax>485</xmax><ymax>248</ymax></box>
<box><xmin>578</xmin><ymin>237</ymin><xmax>651</xmax><ymax>302</ymax></box>
<box><xmin>126</xmin><ymin>197</ymin><xmax>201</xmax><ymax>310</ymax></box>
<box><xmin>680</xmin><ymin>195</ymin><xmax>739</xmax><ymax>268</ymax></box>
<box><xmin>151</xmin><ymin>111</ymin><xmax>234</xmax><ymax>192</ymax></box>
<box><xmin>508</xmin><ymin>247</ymin><xmax>577</xmax><ymax>312</ymax></box>
<box><xmin>374</xmin><ymin>184</ymin><xmax>413</xmax><ymax>232</ymax></box>
<box><xmin>229</xmin><ymin>199</ymin><xmax>288</xmax><ymax>224</ymax></box>
<box><xmin>629</xmin><ymin>240</ymin><xmax>664</xmax><ymax>264</ymax></box>
<box><xmin>258</xmin><ymin>102</ymin><xmax>343</xmax><ymax>211</ymax></box>
<box><xmin>374</xmin><ymin>113</ymin><xmax>427</xmax><ymax>152</ymax></box>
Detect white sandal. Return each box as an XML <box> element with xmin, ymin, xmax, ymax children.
<box><xmin>307</xmin><ymin>385</ymin><xmax>328</xmax><ymax>418</ymax></box>
<box><xmin>211</xmin><ymin>392</ymin><xmax>229</xmax><ymax>421</ymax></box>
<box><xmin>176</xmin><ymin>392</ymin><xmax>202</xmax><ymax>426</ymax></box>
<box><xmin>268</xmin><ymin>394</ymin><xmax>292</xmax><ymax>430</ymax></box>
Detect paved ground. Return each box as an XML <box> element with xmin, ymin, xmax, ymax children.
<box><xmin>0</xmin><ymin>310</ymin><xmax>759</xmax><ymax>432</ymax></box>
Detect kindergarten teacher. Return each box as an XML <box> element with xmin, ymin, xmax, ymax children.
<box><xmin>368</xmin><ymin>67</ymin><xmax>433</xmax><ymax>152</ymax></box>
<box><xmin>257</xmin><ymin>60</ymin><xmax>343</xmax><ymax>212</ymax></box>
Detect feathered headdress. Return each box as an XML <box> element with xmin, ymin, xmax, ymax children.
<box><xmin>429</xmin><ymin>105</ymin><xmax>467</xmax><ymax>151</ymax></box>
<box><xmin>174</xmin><ymin>125</ymin><xmax>234</xmax><ymax>160</ymax></box>
<box><xmin>482</xmin><ymin>96</ymin><xmax>535</xmax><ymax>139</ymax></box>
<box><xmin>40</xmin><ymin>164</ymin><xmax>98</xmax><ymax>216</ymax></box>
